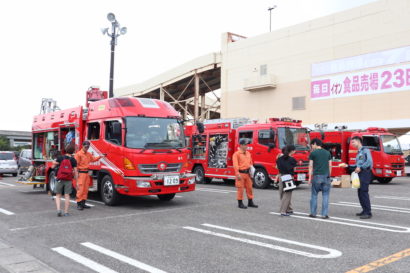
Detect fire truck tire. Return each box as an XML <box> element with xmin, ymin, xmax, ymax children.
<box><xmin>193</xmin><ymin>166</ymin><xmax>206</xmax><ymax>184</ymax></box>
<box><xmin>48</xmin><ymin>171</ymin><xmax>58</xmax><ymax>194</ymax></box>
<box><xmin>223</xmin><ymin>179</ymin><xmax>234</xmax><ymax>184</ymax></box>
<box><xmin>157</xmin><ymin>193</ymin><xmax>176</xmax><ymax>201</ymax></box>
<box><xmin>253</xmin><ymin>168</ymin><xmax>270</xmax><ymax>189</ymax></box>
<box><xmin>377</xmin><ymin>177</ymin><xmax>392</xmax><ymax>184</ymax></box>
<box><xmin>101</xmin><ymin>175</ymin><xmax>120</xmax><ymax>206</ymax></box>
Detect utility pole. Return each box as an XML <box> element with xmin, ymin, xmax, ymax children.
<box><xmin>101</xmin><ymin>13</ymin><xmax>127</xmax><ymax>98</ymax></box>
<box><xmin>268</xmin><ymin>5</ymin><xmax>277</xmax><ymax>32</ymax></box>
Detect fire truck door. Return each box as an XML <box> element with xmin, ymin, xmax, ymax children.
<box><xmin>254</xmin><ymin>129</ymin><xmax>275</xmax><ymax>165</ymax></box>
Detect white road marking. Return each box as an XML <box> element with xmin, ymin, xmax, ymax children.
<box><xmin>81</xmin><ymin>242</ymin><xmax>167</xmax><ymax>273</ymax></box>
<box><xmin>52</xmin><ymin>247</ymin><xmax>118</xmax><ymax>273</ymax></box>
<box><xmin>175</xmin><ymin>195</ymin><xmax>183</xmax><ymax>198</ymax></box>
<box><xmin>196</xmin><ymin>188</ymin><xmax>236</xmax><ymax>193</ymax></box>
<box><xmin>0</xmin><ymin>208</ymin><xmax>15</xmax><ymax>215</ymax></box>
<box><xmin>184</xmin><ymin>224</ymin><xmax>342</xmax><ymax>259</ymax></box>
<box><xmin>332</xmin><ymin>202</ymin><xmax>410</xmax><ymax>214</ymax></box>
<box><xmin>270</xmin><ymin>212</ymin><xmax>410</xmax><ymax>233</ymax></box>
<box><xmin>52</xmin><ymin>197</ymin><xmax>95</xmax><ymax>207</ymax></box>
<box><xmin>0</xmin><ymin>182</ymin><xmax>16</xmax><ymax>187</ymax></box>
<box><xmin>375</xmin><ymin>195</ymin><xmax>410</xmax><ymax>201</ymax></box>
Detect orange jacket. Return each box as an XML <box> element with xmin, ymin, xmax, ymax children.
<box><xmin>233</xmin><ymin>150</ymin><xmax>253</xmax><ymax>176</ymax></box>
<box><xmin>75</xmin><ymin>150</ymin><xmax>100</xmax><ymax>170</ymax></box>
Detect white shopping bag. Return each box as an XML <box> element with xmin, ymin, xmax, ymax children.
<box><xmin>351</xmin><ymin>172</ymin><xmax>360</xmax><ymax>189</ymax></box>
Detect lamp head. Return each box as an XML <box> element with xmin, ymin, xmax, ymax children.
<box><xmin>101</xmin><ymin>28</ymin><xmax>109</xmax><ymax>35</ymax></box>
<box><xmin>107</xmin><ymin>13</ymin><xmax>116</xmax><ymax>22</ymax></box>
<box><xmin>120</xmin><ymin>27</ymin><xmax>127</xmax><ymax>35</ymax></box>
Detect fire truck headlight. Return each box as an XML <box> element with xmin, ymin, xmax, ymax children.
<box><xmin>137</xmin><ymin>181</ymin><xmax>151</xmax><ymax>188</ymax></box>
<box><xmin>385</xmin><ymin>169</ymin><xmax>392</xmax><ymax>174</ymax></box>
<box><xmin>188</xmin><ymin>178</ymin><xmax>196</xmax><ymax>185</ymax></box>
<box><xmin>375</xmin><ymin>169</ymin><xmax>382</xmax><ymax>174</ymax></box>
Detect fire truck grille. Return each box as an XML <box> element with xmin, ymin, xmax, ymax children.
<box><xmin>391</xmin><ymin>163</ymin><xmax>404</xmax><ymax>169</ymax></box>
<box><xmin>138</xmin><ymin>163</ymin><xmax>182</xmax><ymax>174</ymax></box>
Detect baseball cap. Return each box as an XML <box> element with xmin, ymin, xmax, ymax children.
<box><xmin>83</xmin><ymin>140</ymin><xmax>90</xmax><ymax>147</ymax></box>
<box><xmin>239</xmin><ymin>138</ymin><xmax>249</xmax><ymax>145</ymax></box>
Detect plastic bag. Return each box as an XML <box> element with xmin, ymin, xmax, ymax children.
<box><xmin>351</xmin><ymin>172</ymin><xmax>361</xmax><ymax>189</ymax></box>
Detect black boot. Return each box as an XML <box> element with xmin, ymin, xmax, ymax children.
<box><xmin>77</xmin><ymin>202</ymin><xmax>84</xmax><ymax>210</ymax></box>
<box><xmin>238</xmin><ymin>200</ymin><xmax>247</xmax><ymax>209</ymax></box>
<box><xmin>248</xmin><ymin>199</ymin><xmax>258</xmax><ymax>208</ymax></box>
<box><xmin>82</xmin><ymin>200</ymin><xmax>91</xmax><ymax>209</ymax></box>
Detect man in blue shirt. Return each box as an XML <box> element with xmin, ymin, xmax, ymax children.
<box><xmin>352</xmin><ymin>136</ymin><xmax>373</xmax><ymax>219</ymax></box>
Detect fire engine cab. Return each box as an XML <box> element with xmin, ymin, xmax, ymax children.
<box><xmin>185</xmin><ymin>117</ymin><xmax>310</xmax><ymax>189</ymax></box>
<box><xmin>310</xmin><ymin>127</ymin><xmax>405</xmax><ymax>183</ymax></box>
<box><xmin>25</xmin><ymin>87</ymin><xmax>195</xmax><ymax>205</ymax></box>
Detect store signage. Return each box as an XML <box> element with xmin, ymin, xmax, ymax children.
<box><xmin>311</xmin><ymin>63</ymin><xmax>410</xmax><ymax>100</ymax></box>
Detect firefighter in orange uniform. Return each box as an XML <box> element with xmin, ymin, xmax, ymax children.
<box><xmin>233</xmin><ymin>139</ymin><xmax>258</xmax><ymax>209</ymax></box>
<box><xmin>74</xmin><ymin>141</ymin><xmax>104</xmax><ymax>210</ymax></box>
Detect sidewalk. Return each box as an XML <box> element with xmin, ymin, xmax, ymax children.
<box><xmin>0</xmin><ymin>241</ymin><xmax>58</xmax><ymax>273</ymax></box>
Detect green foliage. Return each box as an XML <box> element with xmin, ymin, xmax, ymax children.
<box><xmin>0</xmin><ymin>136</ymin><xmax>10</xmax><ymax>151</ymax></box>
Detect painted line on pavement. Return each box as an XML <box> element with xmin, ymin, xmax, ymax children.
<box><xmin>270</xmin><ymin>212</ymin><xmax>410</xmax><ymax>233</ymax></box>
<box><xmin>81</xmin><ymin>242</ymin><xmax>167</xmax><ymax>273</ymax></box>
<box><xmin>184</xmin><ymin>224</ymin><xmax>342</xmax><ymax>259</ymax></box>
<box><xmin>0</xmin><ymin>208</ymin><xmax>15</xmax><ymax>215</ymax></box>
<box><xmin>52</xmin><ymin>247</ymin><xmax>118</xmax><ymax>273</ymax></box>
<box><xmin>196</xmin><ymin>188</ymin><xmax>236</xmax><ymax>193</ymax></box>
<box><xmin>0</xmin><ymin>182</ymin><xmax>16</xmax><ymax>187</ymax></box>
<box><xmin>52</xmin><ymin>197</ymin><xmax>95</xmax><ymax>207</ymax></box>
<box><xmin>332</xmin><ymin>202</ymin><xmax>410</xmax><ymax>214</ymax></box>
<box><xmin>375</xmin><ymin>195</ymin><xmax>410</xmax><ymax>201</ymax></box>
<box><xmin>346</xmin><ymin>248</ymin><xmax>410</xmax><ymax>273</ymax></box>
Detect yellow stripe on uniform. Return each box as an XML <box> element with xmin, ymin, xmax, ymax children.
<box><xmin>346</xmin><ymin>248</ymin><xmax>410</xmax><ymax>273</ymax></box>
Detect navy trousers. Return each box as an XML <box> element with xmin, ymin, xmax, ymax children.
<box><xmin>358</xmin><ymin>169</ymin><xmax>372</xmax><ymax>216</ymax></box>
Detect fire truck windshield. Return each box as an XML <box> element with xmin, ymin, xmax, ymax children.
<box><xmin>278</xmin><ymin>127</ymin><xmax>309</xmax><ymax>150</ymax></box>
<box><xmin>125</xmin><ymin>117</ymin><xmax>185</xmax><ymax>149</ymax></box>
<box><xmin>380</xmin><ymin>135</ymin><xmax>403</xmax><ymax>155</ymax></box>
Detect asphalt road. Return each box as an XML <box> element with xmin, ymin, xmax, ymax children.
<box><xmin>0</xmin><ymin>175</ymin><xmax>409</xmax><ymax>273</ymax></box>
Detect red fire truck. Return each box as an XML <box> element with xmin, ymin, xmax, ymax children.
<box><xmin>185</xmin><ymin>118</ymin><xmax>310</xmax><ymax>189</ymax></box>
<box><xmin>309</xmin><ymin>127</ymin><xmax>405</xmax><ymax>183</ymax></box>
<box><xmin>25</xmin><ymin>87</ymin><xmax>195</xmax><ymax>205</ymax></box>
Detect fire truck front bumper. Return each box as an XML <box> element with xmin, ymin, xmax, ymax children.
<box><xmin>119</xmin><ymin>173</ymin><xmax>196</xmax><ymax>195</ymax></box>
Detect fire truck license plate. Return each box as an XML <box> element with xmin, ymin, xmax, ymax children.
<box><xmin>397</xmin><ymin>171</ymin><xmax>402</xmax><ymax>176</ymax></box>
<box><xmin>297</xmin><ymin>174</ymin><xmax>306</xmax><ymax>181</ymax></box>
<box><xmin>164</xmin><ymin>176</ymin><xmax>180</xmax><ymax>186</ymax></box>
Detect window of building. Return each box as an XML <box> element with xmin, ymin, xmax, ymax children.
<box><xmin>292</xmin><ymin>96</ymin><xmax>306</xmax><ymax>110</ymax></box>
<box><xmin>105</xmin><ymin>121</ymin><xmax>122</xmax><ymax>145</ymax></box>
<box><xmin>87</xmin><ymin>122</ymin><xmax>100</xmax><ymax>140</ymax></box>
<box><xmin>238</xmin><ymin>131</ymin><xmax>253</xmax><ymax>144</ymax></box>
<box><xmin>260</xmin><ymin>64</ymin><xmax>267</xmax><ymax>76</ymax></box>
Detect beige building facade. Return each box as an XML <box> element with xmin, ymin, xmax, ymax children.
<box><xmin>220</xmin><ymin>0</ymin><xmax>410</xmax><ymax>130</ymax></box>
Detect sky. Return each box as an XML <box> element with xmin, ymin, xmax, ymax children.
<box><xmin>0</xmin><ymin>0</ymin><xmax>378</xmax><ymax>131</ymax></box>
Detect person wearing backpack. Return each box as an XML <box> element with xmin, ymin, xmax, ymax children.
<box><xmin>52</xmin><ymin>145</ymin><xmax>78</xmax><ymax>217</ymax></box>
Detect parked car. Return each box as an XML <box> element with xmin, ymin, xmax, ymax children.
<box><xmin>0</xmin><ymin>151</ymin><xmax>18</xmax><ymax>177</ymax></box>
<box><xmin>18</xmin><ymin>149</ymin><xmax>32</xmax><ymax>174</ymax></box>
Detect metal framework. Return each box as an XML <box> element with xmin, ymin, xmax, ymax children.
<box><xmin>137</xmin><ymin>67</ymin><xmax>221</xmax><ymax>122</ymax></box>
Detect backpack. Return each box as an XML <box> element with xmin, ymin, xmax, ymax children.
<box><xmin>57</xmin><ymin>156</ymin><xmax>73</xmax><ymax>180</ymax></box>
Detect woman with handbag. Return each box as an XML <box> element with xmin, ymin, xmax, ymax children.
<box><xmin>276</xmin><ymin>145</ymin><xmax>297</xmax><ymax>216</ymax></box>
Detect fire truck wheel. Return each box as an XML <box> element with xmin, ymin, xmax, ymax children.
<box><xmin>253</xmin><ymin>168</ymin><xmax>270</xmax><ymax>189</ymax></box>
<box><xmin>48</xmin><ymin>171</ymin><xmax>58</xmax><ymax>194</ymax></box>
<box><xmin>377</xmin><ymin>177</ymin><xmax>392</xmax><ymax>184</ymax></box>
<box><xmin>101</xmin><ymin>175</ymin><xmax>120</xmax><ymax>206</ymax></box>
<box><xmin>157</xmin><ymin>193</ymin><xmax>176</xmax><ymax>201</ymax></box>
<box><xmin>193</xmin><ymin>166</ymin><xmax>206</xmax><ymax>184</ymax></box>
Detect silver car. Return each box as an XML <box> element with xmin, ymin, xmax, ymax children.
<box><xmin>18</xmin><ymin>149</ymin><xmax>32</xmax><ymax>174</ymax></box>
<box><xmin>0</xmin><ymin>151</ymin><xmax>18</xmax><ymax>177</ymax></box>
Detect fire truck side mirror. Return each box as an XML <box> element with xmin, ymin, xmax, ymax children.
<box><xmin>196</xmin><ymin>121</ymin><xmax>205</xmax><ymax>134</ymax></box>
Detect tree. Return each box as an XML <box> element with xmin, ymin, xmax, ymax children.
<box><xmin>0</xmin><ymin>136</ymin><xmax>11</xmax><ymax>151</ymax></box>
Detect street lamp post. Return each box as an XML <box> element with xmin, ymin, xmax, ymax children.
<box><xmin>268</xmin><ymin>5</ymin><xmax>277</xmax><ymax>32</ymax></box>
<box><xmin>101</xmin><ymin>13</ymin><xmax>127</xmax><ymax>98</ymax></box>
